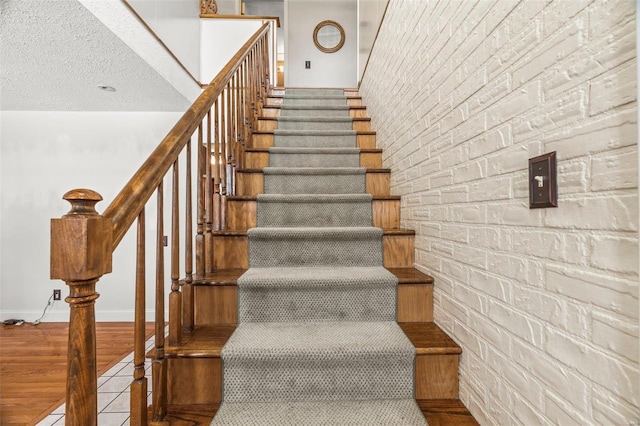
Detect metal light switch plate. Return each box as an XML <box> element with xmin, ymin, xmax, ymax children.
<box><xmin>529</xmin><ymin>151</ymin><xmax>557</xmax><ymax>209</ymax></box>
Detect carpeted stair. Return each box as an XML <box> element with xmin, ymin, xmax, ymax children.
<box><xmin>211</xmin><ymin>88</ymin><xmax>427</xmax><ymax>425</ymax></box>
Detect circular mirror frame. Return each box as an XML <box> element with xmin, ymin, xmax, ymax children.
<box><xmin>313</xmin><ymin>20</ymin><xmax>345</xmax><ymax>53</ymax></box>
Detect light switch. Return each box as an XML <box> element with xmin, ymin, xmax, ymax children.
<box><xmin>529</xmin><ymin>151</ymin><xmax>557</xmax><ymax>209</ymax></box>
<box><xmin>305</xmin><ymin>61</ymin><xmax>311</xmax><ymax>69</ymax></box>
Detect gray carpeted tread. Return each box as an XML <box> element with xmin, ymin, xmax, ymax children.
<box><xmin>280</xmin><ymin>108</ymin><xmax>350</xmax><ymax>117</ymax></box>
<box><xmin>221</xmin><ymin>321</ymin><xmax>415</xmax><ymax>402</ymax></box>
<box><xmin>273</xmin><ymin>129</ymin><xmax>357</xmax><ymax>148</ymax></box>
<box><xmin>268</xmin><ymin>147</ymin><xmax>360</xmax><ymax>167</ymax></box>
<box><xmin>238</xmin><ymin>266</ymin><xmax>397</xmax><ymax>322</ymax></box>
<box><xmin>248</xmin><ymin>226</ymin><xmax>383</xmax><ymax>267</ymax></box>
<box><xmin>211</xmin><ymin>399</ymin><xmax>428</xmax><ymax>426</ymax></box>
<box><xmin>277</xmin><ymin>116</ymin><xmax>353</xmax><ymax>131</ymax></box>
<box><xmin>257</xmin><ymin>193</ymin><xmax>373</xmax><ymax>227</ymax></box>
<box><xmin>282</xmin><ymin>97</ymin><xmax>348</xmax><ymax>108</ymax></box>
<box><xmin>263</xmin><ymin>167</ymin><xmax>366</xmax><ymax>194</ymax></box>
<box><xmin>238</xmin><ymin>266</ymin><xmax>396</xmax><ymax>288</ymax></box>
<box><xmin>281</xmin><ymin>104</ymin><xmax>349</xmax><ymax>110</ymax></box>
<box><xmin>285</xmin><ymin>88</ymin><xmax>345</xmax><ymax>96</ymax></box>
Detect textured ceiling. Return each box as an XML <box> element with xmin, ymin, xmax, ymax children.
<box><xmin>1</xmin><ymin>0</ymin><xmax>192</xmax><ymax>111</ymax></box>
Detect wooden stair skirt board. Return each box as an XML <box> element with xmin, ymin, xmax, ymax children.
<box><xmin>252</xmin><ymin>130</ymin><xmax>378</xmax><ymax>149</ymax></box>
<box><xmin>225</xmin><ymin>195</ymin><xmax>400</xmax><ymax>230</ymax></box>
<box><xmin>245</xmin><ymin>147</ymin><xmax>383</xmax><ymax>169</ymax></box>
<box><xmin>165</xmin><ymin>322</ymin><xmax>459</xmax><ymax>406</ymax></box>
<box><xmin>190</xmin><ymin>268</ymin><xmax>434</xmax><ymax>326</ymax></box>
<box><xmin>257</xmin><ymin>116</ymin><xmax>372</xmax><ymax>132</ymax></box>
<box><xmin>236</xmin><ymin>168</ymin><xmax>390</xmax><ymax>197</ymax></box>
<box><xmin>262</xmin><ymin>105</ymin><xmax>368</xmax><ymax>118</ymax></box>
<box><xmin>210</xmin><ymin>229</ymin><xmax>414</xmax><ymax>269</ymax></box>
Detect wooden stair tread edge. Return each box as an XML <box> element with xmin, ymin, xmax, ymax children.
<box><xmin>417</xmin><ymin>399</ymin><xmax>480</xmax><ymax>426</ymax></box>
<box><xmin>398</xmin><ymin>323</ymin><xmax>462</xmax><ymax>355</ymax></box>
<box><xmin>163</xmin><ymin>323</ymin><xmax>460</xmax><ymax>358</ymax></box>
<box><xmin>164</xmin><ymin>404</ymin><xmax>218</xmax><ymax>426</ymax></box>
<box><xmin>252</xmin><ymin>130</ymin><xmax>376</xmax><ymax>135</ymax></box>
<box><xmin>161</xmin><ymin>400</ymin><xmax>478</xmax><ymax>426</ymax></box>
<box><xmin>193</xmin><ymin>267</ymin><xmax>433</xmax><ymax>287</ymax></box>
<box><xmin>245</xmin><ymin>147</ymin><xmax>383</xmax><ymax>153</ymax></box>
<box><xmin>193</xmin><ymin>268</ymin><xmax>247</xmax><ymax>285</ymax></box>
<box><xmin>386</xmin><ymin>267</ymin><xmax>434</xmax><ymax>284</ymax></box>
<box><xmin>258</xmin><ymin>116</ymin><xmax>371</xmax><ymax>121</ymax></box>
<box><xmin>165</xmin><ymin>325</ymin><xmax>236</xmax><ymax>358</ymax></box>
<box><xmin>263</xmin><ymin>105</ymin><xmax>367</xmax><ymax>110</ymax></box>
<box><xmin>211</xmin><ymin>228</ymin><xmax>415</xmax><ymax>236</ymax></box>
<box><xmin>266</xmin><ymin>95</ymin><xmax>363</xmax><ymax>100</ymax></box>
<box><xmin>237</xmin><ymin>168</ymin><xmax>391</xmax><ymax>173</ymax></box>
<box><xmin>225</xmin><ymin>195</ymin><xmax>401</xmax><ymax>201</ymax></box>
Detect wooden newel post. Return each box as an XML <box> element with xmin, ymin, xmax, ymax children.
<box><xmin>51</xmin><ymin>189</ymin><xmax>113</xmax><ymax>426</ymax></box>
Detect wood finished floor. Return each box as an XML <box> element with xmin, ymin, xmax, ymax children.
<box><xmin>0</xmin><ymin>322</ymin><xmax>154</xmax><ymax>426</ymax></box>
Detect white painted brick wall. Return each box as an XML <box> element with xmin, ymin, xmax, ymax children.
<box><xmin>360</xmin><ymin>0</ymin><xmax>638</xmax><ymax>423</ymax></box>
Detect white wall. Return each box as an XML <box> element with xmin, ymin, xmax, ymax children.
<box><xmin>0</xmin><ymin>111</ymin><xmax>184</xmax><ymax>322</ymax></box>
<box><xmin>127</xmin><ymin>0</ymin><xmax>202</xmax><ymax>80</ymax></box>
<box><xmin>285</xmin><ymin>0</ymin><xmax>357</xmax><ymax>88</ymax></box>
<box><xmin>200</xmin><ymin>19</ymin><xmax>264</xmax><ymax>83</ymax></box>
<box><xmin>361</xmin><ymin>0</ymin><xmax>638</xmax><ymax>424</ymax></box>
<box><xmin>216</xmin><ymin>0</ymin><xmax>240</xmax><ymax>15</ymax></box>
<box><xmin>245</xmin><ymin>0</ymin><xmax>285</xmax><ymax>57</ymax></box>
<box><xmin>357</xmin><ymin>0</ymin><xmax>387</xmax><ymax>83</ymax></box>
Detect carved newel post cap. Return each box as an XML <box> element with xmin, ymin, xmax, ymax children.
<box><xmin>63</xmin><ymin>189</ymin><xmax>103</xmax><ymax>217</ymax></box>
<box><xmin>51</xmin><ymin>189</ymin><xmax>113</xmax><ymax>281</ymax></box>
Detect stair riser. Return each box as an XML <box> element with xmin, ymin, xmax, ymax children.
<box><xmin>415</xmin><ymin>355</ymin><xmax>459</xmax><ymax>399</ymax></box>
<box><xmin>263</xmin><ymin>107</ymin><xmax>367</xmax><ymax>118</ymax></box>
<box><xmin>167</xmin><ymin>358</ymin><xmax>222</xmax><ymax>405</ymax></box>
<box><xmin>257</xmin><ymin>119</ymin><xmax>371</xmax><ymax>132</ymax></box>
<box><xmin>252</xmin><ymin>133</ymin><xmax>377</xmax><ymax>149</ymax></box>
<box><xmin>211</xmin><ymin>234</ymin><xmax>414</xmax><ymax>269</ymax></box>
<box><xmin>225</xmin><ymin>198</ymin><xmax>400</xmax><ymax>230</ymax></box>
<box><xmin>221</xmin><ymin>356</ymin><xmax>415</xmax><ymax>402</ymax></box>
<box><xmin>236</xmin><ymin>172</ymin><xmax>390</xmax><ymax>196</ymax></box>
<box><xmin>239</xmin><ymin>286</ymin><xmax>396</xmax><ymax>322</ymax></box>
<box><xmin>193</xmin><ymin>284</ymin><xmax>432</xmax><ymax>326</ymax></box>
<box><xmin>245</xmin><ymin>151</ymin><xmax>382</xmax><ymax>168</ymax></box>
<box><xmin>165</xmin><ymin>353</ymin><xmax>459</xmax><ymax>407</ymax></box>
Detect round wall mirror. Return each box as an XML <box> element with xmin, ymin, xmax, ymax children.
<box><xmin>313</xmin><ymin>20</ymin><xmax>345</xmax><ymax>53</ymax></box>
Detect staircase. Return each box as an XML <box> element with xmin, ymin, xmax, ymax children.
<box><xmin>162</xmin><ymin>88</ymin><xmax>477</xmax><ymax>425</ymax></box>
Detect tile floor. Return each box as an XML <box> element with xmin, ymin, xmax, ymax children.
<box><xmin>37</xmin><ymin>336</ymin><xmax>155</xmax><ymax>426</ymax></box>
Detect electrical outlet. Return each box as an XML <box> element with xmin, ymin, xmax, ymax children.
<box><xmin>53</xmin><ymin>289</ymin><xmax>61</xmax><ymax>301</ymax></box>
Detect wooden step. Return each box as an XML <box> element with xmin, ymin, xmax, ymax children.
<box><xmin>251</xmin><ymin>130</ymin><xmax>377</xmax><ymax>149</ymax></box>
<box><xmin>244</xmin><ymin>147</ymin><xmax>383</xmax><ymax>168</ymax></box>
<box><xmin>399</xmin><ymin>322</ymin><xmax>462</xmax><ymax>400</ymax></box>
<box><xmin>262</xmin><ymin>105</ymin><xmax>367</xmax><ymax>118</ymax></box>
<box><xmin>163</xmin><ymin>321</ymin><xmax>459</xmax><ymax>409</ymax></box>
<box><xmin>418</xmin><ymin>400</ymin><xmax>480</xmax><ymax>426</ymax></box>
<box><xmin>190</xmin><ymin>267</ymin><xmax>433</xmax><ymax>327</ymax></box>
<box><xmin>162</xmin><ymin>399</ymin><xmax>479</xmax><ymax>426</ymax></box>
<box><xmin>267</xmin><ymin>88</ymin><xmax>359</xmax><ymax>98</ymax></box>
<box><xmin>265</xmin><ymin>95</ymin><xmax>364</xmax><ymax>107</ymax></box>
<box><xmin>225</xmin><ymin>194</ymin><xmax>400</xmax><ymax>230</ymax></box>
<box><xmin>257</xmin><ymin>116</ymin><xmax>372</xmax><ymax>131</ymax></box>
<box><xmin>235</xmin><ymin>168</ymin><xmax>390</xmax><ymax>197</ymax></box>
<box><xmin>211</xmin><ymin>228</ymin><xmax>414</xmax><ymax>269</ymax></box>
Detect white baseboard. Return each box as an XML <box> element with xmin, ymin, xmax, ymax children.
<box><xmin>0</xmin><ymin>309</ymin><xmax>168</xmax><ymax>323</ymax></box>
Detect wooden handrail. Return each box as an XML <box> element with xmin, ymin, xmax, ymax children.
<box><xmin>104</xmin><ymin>23</ymin><xmax>270</xmax><ymax>249</ymax></box>
<box><xmin>51</xmin><ymin>21</ymin><xmax>272</xmax><ymax>426</ymax></box>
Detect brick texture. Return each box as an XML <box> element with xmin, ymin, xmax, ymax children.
<box><xmin>360</xmin><ymin>0</ymin><xmax>638</xmax><ymax>423</ymax></box>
